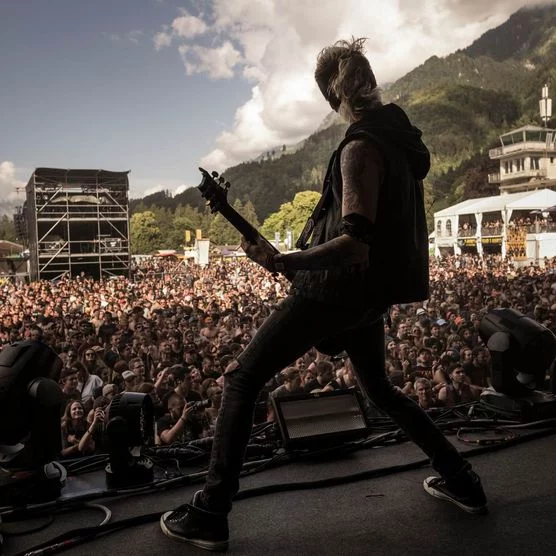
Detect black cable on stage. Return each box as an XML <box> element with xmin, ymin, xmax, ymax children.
<box><xmin>456</xmin><ymin>426</ymin><xmax>517</xmax><ymax>446</ymax></box>
<box><xmin>0</xmin><ymin>515</ymin><xmax>55</xmax><ymax>537</ymax></box>
<box><xmin>233</xmin><ymin>424</ymin><xmax>556</xmax><ymax>501</ymax></box>
<box><xmin>11</xmin><ymin>420</ymin><xmax>556</xmax><ymax>556</ymax></box>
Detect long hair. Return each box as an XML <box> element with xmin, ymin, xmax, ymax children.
<box><xmin>61</xmin><ymin>399</ymin><xmax>87</xmax><ymax>436</ymax></box>
<box><xmin>315</xmin><ymin>37</ymin><xmax>382</xmax><ymax>122</ymax></box>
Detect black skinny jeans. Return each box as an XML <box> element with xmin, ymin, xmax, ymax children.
<box><xmin>201</xmin><ymin>294</ymin><xmax>466</xmax><ymax>514</ymax></box>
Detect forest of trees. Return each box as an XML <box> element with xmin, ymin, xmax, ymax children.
<box><xmin>128</xmin><ymin>192</ymin><xmax>320</xmax><ymax>254</ymax></box>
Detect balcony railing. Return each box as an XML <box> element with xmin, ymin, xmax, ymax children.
<box><xmin>458</xmin><ymin>228</ymin><xmax>476</xmax><ymax>237</ymax></box>
<box><xmin>435</xmin><ymin>222</ymin><xmax>556</xmax><ymax>240</ymax></box>
<box><xmin>489</xmin><ymin>141</ymin><xmax>556</xmax><ymax>158</ymax></box>
<box><xmin>481</xmin><ymin>225</ymin><xmax>503</xmax><ymax>236</ymax></box>
<box><xmin>521</xmin><ymin>222</ymin><xmax>556</xmax><ymax>234</ymax></box>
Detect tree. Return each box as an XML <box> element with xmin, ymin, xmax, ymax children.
<box><xmin>241</xmin><ymin>200</ymin><xmax>261</xmax><ymax>230</ymax></box>
<box><xmin>261</xmin><ymin>190</ymin><xmax>320</xmax><ymax>240</ymax></box>
<box><xmin>130</xmin><ymin>211</ymin><xmax>162</xmax><ymax>254</ymax></box>
<box><xmin>166</xmin><ymin>215</ymin><xmax>197</xmax><ymax>249</ymax></box>
<box><xmin>0</xmin><ymin>215</ymin><xmax>16</xmax><ymax>242</ymax></box>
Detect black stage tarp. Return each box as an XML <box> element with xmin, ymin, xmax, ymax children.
<box><xmin>4</xmin><ymin>432</ymin><xmax>556</xmax><ymax>556</ymax></box>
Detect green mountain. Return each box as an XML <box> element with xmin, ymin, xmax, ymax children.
<box><xmin>132</xmin><ymin>4</ymin><xmax>556</xmax><ymax>225</ymax></box>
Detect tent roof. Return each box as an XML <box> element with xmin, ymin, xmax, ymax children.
<box><xmin>434</xmin><ymin>189</ymin><xmax>556</xmax><ymax>218</ymax></box>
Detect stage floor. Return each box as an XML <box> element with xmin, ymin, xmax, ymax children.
<box><xmin>5</xmin><ymin>432</ymin><xmax>556</xmax><ymax>556</ymax></box>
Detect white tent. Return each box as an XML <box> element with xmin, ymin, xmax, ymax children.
<box><xmin>434</xmin><ymin>189</ymin><xmax>556</xmax><ymax>219</ymax></box>
<box><xmin>506</xmin><ymin>189</ymin><xmax>556</xmax><ymax>211</ymax></box>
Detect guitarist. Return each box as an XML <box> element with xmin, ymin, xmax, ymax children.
<box><xmin>160</xmin><ymin>38</ymin><xmax>487</xmax><ymax>551</ymax></box>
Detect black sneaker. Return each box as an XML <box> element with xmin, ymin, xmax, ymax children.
<box><xmin>160</xmin><ymin>490</ymin><xmax>229</xmax><ymax>551</ymax></box>
<box><xmin>423</xmin><ymin>469</ymin><xmax>488</xmax><ymax>514</ymax></box>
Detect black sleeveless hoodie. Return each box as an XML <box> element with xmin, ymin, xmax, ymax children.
<box><xmin>292</xmin><ymin>103</ymin><xmax>430</xmax><ymax>309</ymax></box>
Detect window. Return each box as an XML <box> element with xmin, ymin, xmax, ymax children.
<box><xmin>446</xmin><ymin>220</ymin><xmax>452</xmax><ymax>236</ymax></box>
<box><xmin>436</xmin><ymin>220</ymin><xmax>442</xmax><ymax>236</ymax></box>
<box><xmin>530</xmin><ymin>157</ymin><xmax>540</xmax><ymax>170</ymax></box>
<box><xmin>516</xmin><ymin>158</ymin><xmax>525</xmax><ymax>171</ymax></box>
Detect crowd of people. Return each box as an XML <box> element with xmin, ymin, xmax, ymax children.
<box><xmin>1</xmin><ymin>253</ymin><xmax>556</xmax><ymax>459</ymax></box>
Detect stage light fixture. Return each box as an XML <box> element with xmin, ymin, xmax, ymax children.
<box><xmin>479</xmin><ymin>308</ymin><xmax>556</xmax><ymax>420</ymax></box>
<box><xmin>104</xmin><ymin>392</ymin><xmax>155</xmax><ymax>488</ymax></box>
<box><xmin>0</xmin><ymin>340</ymin><xmax>66</xmax><ymax>505</ymax></box>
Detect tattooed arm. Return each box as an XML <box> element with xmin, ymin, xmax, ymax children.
<box><xmin>273</xmin><ymin>140</ymin><xmax>384</xmax><ymax>271</ymax></box>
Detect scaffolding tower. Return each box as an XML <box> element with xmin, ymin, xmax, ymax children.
<box><xmin>23</xmin><ymin>168</ymin><xmax>131</xmax><ymax>281</ymax></box>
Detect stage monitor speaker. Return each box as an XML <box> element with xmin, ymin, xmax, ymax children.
<box><xmin>271</xmin><ymin>389</ymin><xmax>370</xmax><ymax>450</ymax></box>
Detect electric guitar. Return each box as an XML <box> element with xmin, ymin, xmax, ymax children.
<box><xmin>197</xmin><ymin>167</ymin><xmax>344</xmax><ymax>356</ymax></box>
<box><xmin>197</xmin><ymin>167</ymin><xmax>296</xmax><ymax>281</ymax></box>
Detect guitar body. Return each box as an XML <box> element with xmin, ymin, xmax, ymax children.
<box><xmin>197</xmin><ymin>167</ymin><xmax>344</xmax><ymax>356</ymax></box>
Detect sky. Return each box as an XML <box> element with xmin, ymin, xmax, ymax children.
<box><xmin>0</xmin><ymin>0</ymin><xmax>545</xmax><ymax>204</ymax></box>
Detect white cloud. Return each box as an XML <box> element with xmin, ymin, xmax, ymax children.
<box><xmin>136</xmin><ymin>182</ymin><xmax>195</xmax><ymax>198</ymax></box>
<box><xmin>178</xmin><ymin>41</ymin><xmax>242</xmax><ymax>79</ymax></box>
<box><xmin>174</xmin><ymin>184</ymin><xmax>195</xmax><ymax>195</ymax></box>
<box><xmin>153</xmin><ymin>31</ymin><xmax>172</xmax><ymax>50</ymax></box>
<box><xmin>153</xmin><ymin>9</ymin><xmax>208</xmax><ymax>50</ymax></box>
<box><xmin>156</xmin><ymin>0</ymin><xmax>539</xmax><ymax>171</ymax></box>
<box><xmin>0</xmin><ymin>161</ymin><xmax>25</xmax><ymax>200</ymax></box>
<box><xmin>142</xmin><ymin>185</ymin><xmax>167</xmax><ymax>197</ymax></box>
<box><xmin>171</xmin><ymin>14</ymin><xmax>208</xmax><ymax>38</ymax></box>
<box><xmin>127</xmin><ymin>30</ymin><xmax>143</xmax><ymax>44</ymax></box>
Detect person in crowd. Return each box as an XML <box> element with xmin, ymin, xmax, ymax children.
<box><xmin>412</xmin><ymin>347</ymin><xmax>435</xmax><ymax>380</ymax></box>
<box><xmin>59</xmin><ymin>367</ymin><xmax>82</xmax><ymax>410</ymax></box>
<box><xmin>98</xmin><ymin>312</ymin><xmax>117</xmax><ymax>345</ymax></box>
<box><xmin>463</xmin><ymin>347</ymin><xmax>491</xmax><ymax>387</ymax></box>
<box><xmin>122</xmin><ymin>370</ymin><xmax>138</xmax><ymax>392</ymax></box>
<box><xmin>102</xmin><ymin>383</ymin><xmax>118</xmax><ymax>401</ymax></box>
<box><xmin>171</xmin><ymin>365</ymin><xmax>203</xmax><ymax>404</ymax></box>
<box><xmin>412</xmin><ymin>378</ymin><xmax>442</xmax><ymax>410</ymax></box>
<box><xmin>128</xmin><ymin>356</ymin><xmax>147</xmax><ymax>382</ymax></box>
<box><xmin>205</xmin><ymin>384</ymin><xmax>223</xmax><ymax>434</ymax></box>
<box><xmin>82</xmin><ymin>347</ymin><xmax>107</xmax><ymax>377</ymax></box>
<box><xmin>303</xmin><ymin>360</ymin><xmax>336</xmax><ymax>393</ymax></box>
<box><xmin>438</xmin><ymin>365</ymin><xmax>483</xmax><ymax>407</ymax></box>
<box><xmin>157</xmin><ymin>392</ymin><xmax>206</xmax><ymax>444</ymax></box>
<box><xmin>136</xmin><ymin>381</ymin><xmax>166</xmax><ymax>419</ymax></box>
<box><xmin>159</xmin><ymin>37</ymin><xmax>487</xmax><ymax>551</ymax></box>
<box><xmin>60</xmin><ymin>400</ymin><xmax>97</xmax><ymax>458</ymax></box>
<box><xmin>270</xmin><ymin>367</ymin><xmax>303</xmax><ymax>398</ymax></box>
<box><xmin>75</xmin><ymin>360</ymin><xmax>103</xmax><ymax>412</ymax></box>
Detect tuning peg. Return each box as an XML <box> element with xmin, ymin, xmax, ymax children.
<box><xmin>211</xmin><ymin>171</ymin><xmax>219</xmax><ymax>178</ymax></box>
<box><xmin>218</xmin><ymin>176</ymin><xmax>225</xmax><ymax>184</ymax></box>
<box><xmin>224</xmin><ymin>181</ymin><xmax>231</xmax><ymax>189</ymax></box>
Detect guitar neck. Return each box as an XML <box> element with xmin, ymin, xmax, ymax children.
<box><xmin>218</xmin><ymin>203</ymin><xmax>268</xmax><ymax>245</ymax></box>
<box><xmin>215</xmin><ymin>198</ymin><xmax>296</xmax><ymax>281</ymax></box>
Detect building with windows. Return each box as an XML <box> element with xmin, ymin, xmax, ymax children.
<box><xmin>488</xmin><ymin>125</ymin><xmax>556</xmax><ymax>193</ymax></box>
<box><xmin>433</xmin><ymin>124</ymin><xmax>556</xmax><ymax>264</ymax></box>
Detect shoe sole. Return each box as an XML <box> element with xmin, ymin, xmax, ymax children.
<box><xmin>160</xmin><ymin>512</ymin><xmax>229</xmax><ymax>552</ymax></box>
<box><xmin>423</xmin><ymin>479</ymin><xmax>488</xmax><ymax>515</ymax></box>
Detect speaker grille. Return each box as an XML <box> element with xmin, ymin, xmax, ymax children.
<box><xmin>273</xmin><ymin>390</ymin><xmax>369</xmax><ymax>448</ymax></box>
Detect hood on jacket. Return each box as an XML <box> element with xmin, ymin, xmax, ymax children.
<box><xmin>345</xmin><ymin>104</ymin><xmax>430</xmax><ymax>180</ymax></box>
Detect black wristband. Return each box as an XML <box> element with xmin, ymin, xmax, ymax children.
<box><xmin>273</xmin><ymin>254</ymin><xmax>286</xmax><ymax>273</ymax></box>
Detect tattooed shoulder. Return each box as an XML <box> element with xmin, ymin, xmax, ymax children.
<box><xmin>340</xmin><ymin>140</ymin><xmax>383</xmax><ymax>221</ymax></box>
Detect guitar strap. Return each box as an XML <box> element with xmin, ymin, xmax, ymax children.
<box><xmin>295</xmin><ymin>131</ymin><xmax>373</xmax><ymax>250</ymax></box>
<box><xmin>295</xmin><ymin>151</ymin><xmax>337</xmax><ymax>250</ymax></box>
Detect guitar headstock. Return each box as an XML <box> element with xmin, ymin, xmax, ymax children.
<box><xmin>198</xmin><ymin>167</ymin><xmax>231</xmax><ymax>213</ymax></box>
